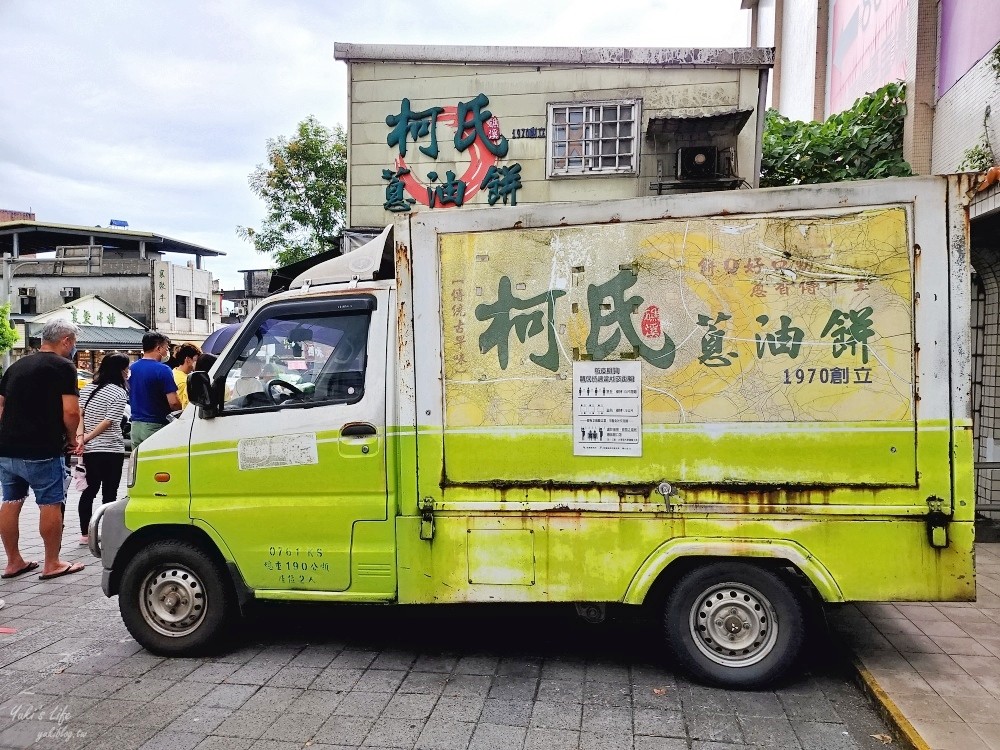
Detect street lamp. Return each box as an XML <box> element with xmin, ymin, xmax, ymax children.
<box><xmin>2</xmin><ymin>254</ymin><xmax>40</xmax><ymax>370</ymax></box>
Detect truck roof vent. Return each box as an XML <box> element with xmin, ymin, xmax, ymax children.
<box><xmin>289</xmin><ymin>225</ymin><xmax>393</xmax><ymax>290</ymax></box>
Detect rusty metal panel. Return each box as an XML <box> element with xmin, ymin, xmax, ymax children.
<box><xmin>408</xmin><ymin>177</ymin><xmax>956</xmax><ymax>501</ymax></box>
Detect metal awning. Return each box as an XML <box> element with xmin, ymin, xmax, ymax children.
<box><xmin>0</xmin><ymin>220</ymin><xmax>225</xmax><ymax>258</ymax></box>
<box><xmin>25</xmin><ymin>324</ymin><xmax>146</xmax><ymax>350</ymax></box>
<box><xmin>646</xmin><ymin>109</ymin><xmax>754</xmax><ymax>138</ymax></box>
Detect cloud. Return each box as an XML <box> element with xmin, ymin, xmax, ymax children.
<box><xmin>0</xmin><ymin>0</ymin><xmax>751</xmax><ymax>288</ymax></box>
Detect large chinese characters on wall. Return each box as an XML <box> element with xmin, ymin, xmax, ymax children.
<box><xmin>440</xmin><ymin>208</ymin><xmax>913</xmax><ymax>434</ymax></box>
<box><xmin>381</xmin><ymin>94</ymin><xmax>523</xmax><ymax>212</ymax></box>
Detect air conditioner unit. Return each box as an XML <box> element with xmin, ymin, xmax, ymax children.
<box><xmin>677</xmin><ymin>146</ymin><xmax>718</xmax><ymax>180</ymax></box>
<box><xmin>60</xmin><ymin>287</ymin><xmax>79</xmax><ymax>298</ymax></box>
<box><xmin>17</xmin><ymin>287</ymin><xmax>35</xmax><ymax>297</ymax></box>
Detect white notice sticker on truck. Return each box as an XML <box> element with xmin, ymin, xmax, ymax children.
<box><xmin>238</xmin><ymin>433</ymin><xmax>319</xmax><ymax>471</ymax></box>
<box><xmin>573</xmin><ymin>361</ymin><xmax>642</xmax><ymax>457</ymax></box>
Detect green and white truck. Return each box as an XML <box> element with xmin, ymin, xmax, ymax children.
<box><xmin>91</xmin><ymin>175</ymin><xmax>976</xmax><ymax>687</ymax></box>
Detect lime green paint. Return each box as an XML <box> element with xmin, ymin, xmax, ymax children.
<box><xmin>187</xmin><ymin>431</ymin><xmax>395</xmax><ymax>594</ymax></box>
<box><xmin>254</xmin><ymin>590</ymin><xmax>396</xmax><ymax>602</ymax></box>
<box><xmin>124</xmin><ymin>452</ymin><xmax>192</xmax><ymax>531</ymax></box>
<box><xmin>622</xmin><ymin>537</ymin><xmax>845</xmax><ymax>603</ymax></box>
<box><xmin>122</xmin><ymin>421</ymin><xmax>974</xmax><ymax>607</ymax></box>
<box><xmin>441</xmin><ymin>421</ymin><xmax>920</xmax><ymax>487</ymax></box>
<box><xmin>395</xmin><ymin>515</ymin><xmax>974</xmax><ymax>605</ymax></box>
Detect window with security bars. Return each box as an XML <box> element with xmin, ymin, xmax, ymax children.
<box><xmin>547</xmin><ymin>101</ymin><xmax>639</xmax><ymax>176</ymax></box>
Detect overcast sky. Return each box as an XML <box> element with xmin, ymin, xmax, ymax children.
<box><xmin>0</xmin><ymin>1</ymin><xmax>750</xmax><ymax>289</ymax></box>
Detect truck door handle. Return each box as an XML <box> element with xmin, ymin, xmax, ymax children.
<box><xmin>341</xmin><ymin>423</ymin><xmax>377</xmax><ymax>437</ymax></box>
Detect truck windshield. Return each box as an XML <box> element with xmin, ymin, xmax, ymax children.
<box><xmin>219</xmin><ymin>309</ymin><xmax>371</xmax><ymax>411</ymax></box>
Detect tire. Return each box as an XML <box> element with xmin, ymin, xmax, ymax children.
<box><xmin>118</xmin><ymin>540</ymin><xmax>236</xmax><ymax>656</ymax></box>
<box><xmin>663</xmin><ymin>561</ymin><xmax>805</xmax><ymax>688</ymax></box>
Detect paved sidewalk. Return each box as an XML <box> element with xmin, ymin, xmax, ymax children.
<box><xmin>831</xmin><ymin>542</ymin><xmax>1000</xmax><ymax>750</ymax></box>
<box><xmin>0</xmin><ymin>486</ymin><xmax>896</xmax><ymax>750</ymax></box>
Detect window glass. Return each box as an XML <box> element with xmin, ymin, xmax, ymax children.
<box><xmin>547</xmin><ymin>100</ymin><xmax>639</xmax><ymax>177</ymax></box>
<box><xmin>219</xmin><ymin>308</ymin><xmax>371</xmax><ymax>412</ymax></box>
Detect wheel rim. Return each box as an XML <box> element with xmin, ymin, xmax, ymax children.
<box><xmin>139</xmin><ymin>565</ymin><xmax>208</xmax><ymax>638</ymax></box>
<box><xmin>689</xmin><ymin>581</ymin><xmax>779</xmax><ymax>667</ymax></box>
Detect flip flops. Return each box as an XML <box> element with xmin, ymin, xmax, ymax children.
<box><xmin>1</xmin><ymin>561</ymin><xmax>39</xmax><ymax>579</ymax></box>
<box><xmin>38</xmin><ymin>562</ymin><xmax>84</xmax><ymax>581</ymax></box>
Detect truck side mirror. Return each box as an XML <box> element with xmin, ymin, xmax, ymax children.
<box><xmin>187</xmin><ymin>371</ymin><xmax>217</xmax><ymax>418</ymax></box>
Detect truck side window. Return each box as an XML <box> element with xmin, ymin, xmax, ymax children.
<box><xmin>218</xmin><ymin>309</ymin><xmax>371</xmax><ymax>413</ymax></box>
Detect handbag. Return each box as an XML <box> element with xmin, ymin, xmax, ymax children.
<box><xmin>71</xmin><ymin>463</ymin><xmax>87</xmax><ymax>492</ymax></box>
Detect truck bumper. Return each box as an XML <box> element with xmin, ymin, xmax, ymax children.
<box><xmin>90</xmin><ymin>497</ymin><xmax>131</xmax><ymax>597</ymax></box>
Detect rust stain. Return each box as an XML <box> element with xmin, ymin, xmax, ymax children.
<box><xmin>442</xmin><ymin>477</ymin><xmax>917</xmax><ymax>515</ymax></box>
<box><xmin>396</xmin><ymin>300</ymin><xmax>408</xmax><ymax>358</ymax></box>
<box><xmin>394</xmin><ymin>240</ymin><xmax>410</xmax><ymax>279</ymax></box>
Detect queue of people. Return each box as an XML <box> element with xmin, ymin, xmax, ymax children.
<box><xmin>0</xmin><ymin>329</ymin><xmax>207</xmax><ymax>583</ymax></box>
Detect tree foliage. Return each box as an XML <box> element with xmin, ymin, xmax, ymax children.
<box><xmin>238</xmin><ymin>116</ymin><xmax>347</xmax><ymax>267</ymax></box>
<box><xmin>0</xmin><ymin>303</ymin><xmax>19</xmax><ymax>357</ymax></box>
<box><xmin>760</xmin><ymin>81</ymin><xmax>912</xmax><ymax>188</ymax></box>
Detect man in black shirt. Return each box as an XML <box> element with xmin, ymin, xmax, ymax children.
<box><xmin>0</xmin><ymin>320</ymin><xmax>84</xmax><ymax>580</ymax></box>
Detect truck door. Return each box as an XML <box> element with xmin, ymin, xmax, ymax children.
<box><xmin>188</xmin><ymin>292</ymin><xmax>393</xmax><ymax>594</ymax></box>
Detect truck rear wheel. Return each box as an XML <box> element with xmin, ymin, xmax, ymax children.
<box><xmin>119</xmin><ymin>540</ymin><xmax>235</xmax><ymax>656</ymax></box>
<box><xmin>663</xmin><ymin>562</ymin><xmax>805</xmax><ymax>688</ymax></box>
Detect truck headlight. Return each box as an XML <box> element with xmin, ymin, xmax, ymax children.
<box><xmin>127</xmin><ymin>448</ymin><xmax>137</xmax><ymax>488</ymax></box>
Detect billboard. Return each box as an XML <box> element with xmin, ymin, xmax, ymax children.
<box><xmin>827</xmin><ymin>0</ymin><xmax>908</xmax><ymax>115</ymax></box>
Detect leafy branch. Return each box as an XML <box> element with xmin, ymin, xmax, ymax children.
<box><xmin>237</xmin><ymin>116</ymin><xmax>348</xmax><ymax>267</ymax></box>
<box><xmin>761</xmin><ymin>81</ymin><xmax>912</xmax><ymax>187</ymax></box>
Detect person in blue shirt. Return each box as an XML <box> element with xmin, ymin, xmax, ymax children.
<box><xmin>129</xmin><ymin>333</ymin><xmax>181</xmax><ymax>449</ymax></box>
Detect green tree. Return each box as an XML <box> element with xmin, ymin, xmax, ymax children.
<box><xmin>238</xmin><ymin>116</ymin><xmax>348</xmax><ymax>267</ymax></box>
<box><xmin>0</xmin><ymin>303</ymin><xmax>19</xmax><ymax>359</ymax></box>
<box><xmin>761</xmin><ymin>81</ymin><xmax>912</xmax><ymax>187</ymax></box>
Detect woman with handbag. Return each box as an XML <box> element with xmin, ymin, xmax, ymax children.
<box><xmin>76</xmin><ymin>353</ymin><xmax>130</xmax><ymax>544</ymax></box>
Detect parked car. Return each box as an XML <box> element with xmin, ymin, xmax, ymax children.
<box><xmin>77</xmin><ymin>369</ymin><xmax>93</xmax><ymax>390</ymax></box>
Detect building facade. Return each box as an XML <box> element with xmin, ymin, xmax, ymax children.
<box><xmin>0</xmin><ymin>221</ymin><xmax>224</xmax><ymax>359</ymax></box>
<box><xmin>22</xmin><ymin>295</ymin><xmax>147</xmax><ymax>370</ymax></box>
<box><xmin>334</xmin><ymin>44</ymin><xmax>774</xmax><ymax>231</ymax></box>
<box><xmin>745</xmin><ymin>0</ymin><xmax>1000</xmax><ymax>513</ymax></box>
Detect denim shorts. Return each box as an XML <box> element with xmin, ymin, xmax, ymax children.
<box><xmin>0</xmin><ymin>456</ymin><xmax>67</xmax><ymax>506</ymax></box>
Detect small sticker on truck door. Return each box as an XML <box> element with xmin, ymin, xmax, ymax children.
<box><xmin>573</xmin><ymin>361</ymin><xmax>642</xmax><ymax>456</ymax></box>
<box><xmin>238</xmin><ymin>433</ymin><xmax>319</xmax><ymax>471</ymax></box>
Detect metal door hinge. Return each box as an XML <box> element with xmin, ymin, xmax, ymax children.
<box><xmin>420</xmin><ymin>498</ymin><xmax>435</xmax><ymax>541</ymax></box>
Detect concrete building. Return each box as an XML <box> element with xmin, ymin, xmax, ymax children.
<box><xmin>333</xmin><ymin>44</ymin><xmax>775</xmax><ymax>231</ymax></box>
<box><xmin>0</xmin><ymin>219</ymin><xmax>225</xmax><ymax>360</ymax></box>
<box><xmin>744</xmin><ymin>0</ymin><xmax>1000</xmax><ymax>512</ymax></box>
<box><xmin>744</xmin><ymin>0</ymin><xmax>1000</xmax><ymax>175</ymax></box>
<box><xmin>23</xmin><ymin>295</ymin><xmax>147</xmax><ymax>371</ymax></box>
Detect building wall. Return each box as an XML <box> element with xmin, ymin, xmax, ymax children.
<box><xmin>151</xmin><ymin>261</ymin><xmax>215</xmax><ymax>338</ymax></box>
<box><xmin>776</xmin><ymin>1</ymin><xmax>819</xmax><ymax>121</ymax></box>
<box><xmin>826</xmin><ymin>0</ymin><xmax>908</xmax><ymax>116</ymax></box>
<box><xmin>938</xmin><ymin>0</ymin><xmax>1000</xmax><ymax>97</ymax></box>
<box><xmin>11</xmin><ymin>275</ymin><xmax>150</xmax><ymax>325</ymax></box>
<box><xmin>10</xmin><ymin>261</ymin><xmax>218</xmax><ymax>339</ymax></box>
<box><xmin>346</xmin><ymin>61</ymin><xmax>765</xmax><ymax>229</ymax></box>
<box><xmin>932</xmin><ymin>47</ymin><xmax>1000</xmax><ymax>173</ymax></box>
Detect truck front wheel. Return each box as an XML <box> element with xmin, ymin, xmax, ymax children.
<box><xmin>119</xmin><ymin>540</ymin><xmax>236</xmax><ymax>656</ymax></box>
<box><xmin>663</xmin><ymin>562</ymin><xmax>805</xmax><ymax>688</ymax></box>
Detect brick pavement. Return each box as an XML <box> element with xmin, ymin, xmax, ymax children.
<box><xmin>832</xmin><ymin>542</ymin><xmax>1000</xmax><ymax>750</ymax></box>
<box><xmin>0</xmin><ymin>481</ymin><xmax>895</xmax><ymax>750</ymax></box>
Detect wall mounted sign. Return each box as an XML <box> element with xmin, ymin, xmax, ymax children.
<box><xmin>382</xmin><ymin>93</ymin><xmax>524</xmax><ymax>212</ymax></box>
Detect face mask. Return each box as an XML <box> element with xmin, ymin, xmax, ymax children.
<box><xmin>69</xmin><ymin>346</ymin><xmax>78</xmax><ymax>361</ymax></box>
